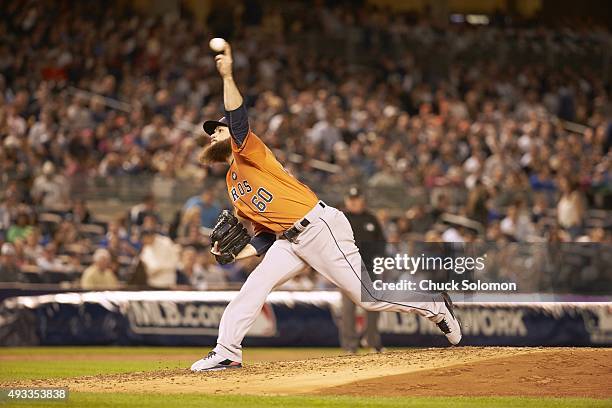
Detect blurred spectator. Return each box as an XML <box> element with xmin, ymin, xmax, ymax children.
<box><xmin>404</xmin><ymin>205</ymin><xmax>434</xmax><ymax>234</ymax></box>
<box><xmin>0</xmin><ymin>199</ymin><xmax>15</xmax><ymax>232</ymax></box>
<box><xmin>583</xmin><ymin>227</ymin><xmax>608</xmax><ymax>243</ymax></box>
<box><xmin>129</xmin><ymin>195</ymin><xmax>161</xmax><ymax>228</ymax></box>
<box><xmin>36</xmin><ymin>243</ymin><xmax>78</xmax><ymax>273</ymax></box>
<box><xmin>199</xmin><ymin>251</ymin><xmax>230</xmax><ymax>285</ymax></box>
<box><xmin>176</xmin><ymin>247</ymin><xmax>202</xmax><ymax>288</ymax></box>
<box><xmin>176</xmin><ymin>246</ymin><xmax>227</xmax><ymax>289</ymax></box>
<box><xmin>176</xmin><ymin>206</ymin><xmax>210</xmax><ymax>249</ymax></box>
<box><xmin>557</xmin><ymin>177</ymin><xmax>587</xmax><ymax>237</ymax></box>
<box><xmin>102</xmin><ymin>218</ymin><xmax>139</xmax><ymax>259</ymax></box>
<box><xmin>500</xmin><ymin>201</ymin><xmax>535</xmax><ymax>241</ymax></box>
<box><xmin>0</xmin><ymin>0</ymin><xmax>610</xmax><ymax>290</ymax></box>
<box><xmin>178</xmin><ymin>206</ymin><xmax>202</xmax><ymax>237</ymax></box>
<box><xmin>183</xmin><ymin>191</ymin><xmax>221</xmax><ymax>229</ymax></box>
<box><xmin>176</xmin><ymin>223</ymin><xmax>210</xmax><ymax>251</ymax></box>
<box><xmin>6</xmin><ymin>211</ymin><xmax>33</xmax><ymax>243</ymax></box>
<box><xmin>0</xmin><ymin>243</ymin><xmax>20</xmax><ymax>282</ymax></box>
<box><xmin>81</xmin><ymin>248</ymin><xmax>119</xmax><ymax>289</ymax></box>
<box><xmin>531</xmin><ymin>193</ymin><xmax>549</xmax><ymax>225</ymax></box>
<box><xmin>52</xmin><ymin>219</ymin><xmax>90</xmax><ymax>255</ymax></box>
<box><xmin>139</xmin><ymin>230</ymin><xmax>181</xmax><ymax>288</ymax></box>
<box><xmin>22</xmin><ymin>228</ymin><xmax>43</xmax><ymax>263</ymax></box>
<box><xmin>31</xmin><ymin>162</ymin><xmax>70</xmax><ymax>209</ymax></box>
<box><xmin>141</xmin><ymin>214</ymin><xmax>161</xmax><ymax>233</ymax></box>
<box><xmin>104</xmin><ymin>219</ymin><xmax>128</xmax><ymax>242</ymax></box>
<box><xmin>465</xmin><ymin>181</ymin><xmax>489</xmax><ymax>226</ymax></box>
<box><xmin>69</xmin><ymin>199</ymin><xmax>92</xmax><ymax>224</ymax></box>
<box><xmin>108</xmin><ymin>234</ymin><xmax>137</xmax><ymax>260</ymax></box>
<box><xmin>442</xmin><ymin>225</ymin><xmax>465</xmax><ymax>243</ymax></box>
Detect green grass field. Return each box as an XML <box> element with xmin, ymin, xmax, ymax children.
<box><xmin>1</xmin><ymin>347</ymin><xmax>610</xmax><ymax>408</ymax></box>
<box><xmin>1</xmin><ymin>346</ymin><xmax>207</xmax><ymax>381</ymax></box>
<box><xmin>2</xmin><ymin>394</ymin><xmax>611</xmax><ymax>408</ymax></box>
<box><xmin>0</xmin><ymin>346</ymin><xmax>342</xmax><ymax>381</ymax></box>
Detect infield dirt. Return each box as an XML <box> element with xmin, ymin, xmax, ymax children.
<box><xmin>3</xmin><ymin>347</ymin><xmax>611</xmax><ymax>398</ymax></box>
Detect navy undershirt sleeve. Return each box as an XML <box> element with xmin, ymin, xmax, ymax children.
<box><xmin>249</xmin><ymin>232</ymin><xmax>276</xmax><ymax>256</ymax></box>
<box><xmin>225</xmin><ymin>103</ymin><xmax>249</xmax><ymax>146</ymax></box>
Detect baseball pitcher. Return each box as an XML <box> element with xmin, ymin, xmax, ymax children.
<box><xmin>190</xmin><ymin>42</ymin><xmax>461</xmax><ymax>371</ymax></box>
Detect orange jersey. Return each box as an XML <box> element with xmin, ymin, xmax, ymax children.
<box><xmin>226</xmin><ymin>130</ymin><xmax>318</xmax><ymax>233</ymax></box>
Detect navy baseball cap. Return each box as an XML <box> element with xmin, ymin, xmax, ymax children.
<box><xmin>203</xmin><ymin>116</ymin><xmax>229</xmax><ymax>136</ymax></box>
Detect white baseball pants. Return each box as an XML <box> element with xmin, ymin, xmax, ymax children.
<box><xmin>213</xmin><ymin>202</ymin><xmax>445</xmax><ymax>362</ymax></box>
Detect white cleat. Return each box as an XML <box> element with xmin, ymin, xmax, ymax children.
<box><xmin>190</xmin><ymin>351</ymin><xmax>242</xmax><ymax>372</ymax></box>
<box><xmin>434</xmin><ymin>291</ymin><xmax>462</xmax><ymax>345</ymax></box>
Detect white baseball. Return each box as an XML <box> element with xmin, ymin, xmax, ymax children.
<box><xmin>209</xmin><ymin>38</ymin><xmax>226</xmax><ymax>52</ymax></box>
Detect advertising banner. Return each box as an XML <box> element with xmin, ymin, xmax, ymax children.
<box><xmin>0</xmin><ymin>291</ymin><xmax>610</xmax><ymax>347</ymax></box>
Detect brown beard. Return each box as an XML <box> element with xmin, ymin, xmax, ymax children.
<box><xmin>198</xmin><ymin>138</ymin><xmax>232</xmax><ymax>165</ymax></box>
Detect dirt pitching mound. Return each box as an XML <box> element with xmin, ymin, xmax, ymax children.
<box><xmin>318</xmin><ymin>348</ymin><xmax>612</xmax><ymax>398</ymax></box>
<box><xmin>4</xmin><ymin>347</ymin><xmax>610</xmax><ymax>398</ymax></box>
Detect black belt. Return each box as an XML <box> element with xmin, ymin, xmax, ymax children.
<box><xmin>281</xmin><ymin>202</ymin><xmax>325</xmax><ymax>243</ymax></box>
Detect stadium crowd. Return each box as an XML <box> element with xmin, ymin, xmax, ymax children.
<box><xmin>0</xmin><ymin>0</ymin><xmax>611</xmax><ymax>288</ymax></box>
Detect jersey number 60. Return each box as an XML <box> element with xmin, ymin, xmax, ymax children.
<box><xmin>251</xmin><ymin>187</ymin><xmax>273</xmax><ymax>211</ymax></box>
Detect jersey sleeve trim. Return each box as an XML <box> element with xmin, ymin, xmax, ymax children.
<box><xmin>225</xmin><ymin>104</ymin><xmax>249</xmax><ymax>147</ymax></box>
<box><xmin>231</xmin><ymin>129</ymin><xmax>252</xmax><ymax>153</ymax></box>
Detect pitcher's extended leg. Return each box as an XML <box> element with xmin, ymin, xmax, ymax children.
<box><xmin>295</xmin><ymin>206</ymin><xmax>461</xmax><ymax>345</ymax></box>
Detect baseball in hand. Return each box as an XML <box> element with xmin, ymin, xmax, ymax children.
<box><xmin>209</xmin><ymin>37</ymin><xmax>226</xmax><ymax>52</ymax></box>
